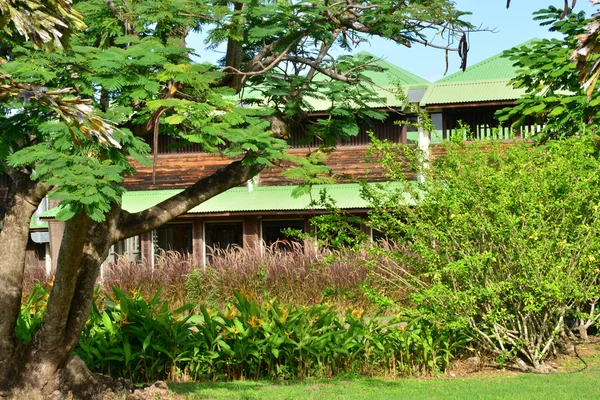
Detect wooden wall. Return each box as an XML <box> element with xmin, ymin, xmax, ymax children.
<box><xmin>124</xmin><ymin>146</ymin><xmax>416</xmax><ymax>191</ymax></box>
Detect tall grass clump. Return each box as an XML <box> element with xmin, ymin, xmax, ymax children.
<box><xmin>186</xmin><ymin>241</ymin><xmax>406</xmax><ymax>313</ymax></box>
<box><xmin>102</xmin><ymin>251</ymin><xmax>195</xmax><ymax>309</ymax></box>
<box><xmin>22</xmin><ymin>251</ymin><xmax>197</xmax><ymax>310</ymax></box>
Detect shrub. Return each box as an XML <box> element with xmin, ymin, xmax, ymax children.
<box><xmin>364</xmin><ymin>135</ymin><xmax>600</xmax><ymax>371</ymax></box>
<box><xmin>15</xmin><ymin>284</ymin><xmax>49</xmax><ymax>344</ymax></box>
<box><xmin>189</xmin><ymin>291</ymin><xmax>468</xmax><ymax>380</ymax></box>
<box><xmin>75</xmin><ymin>286</ymin><xmax>196</xmax><ymax>382</ymax></box>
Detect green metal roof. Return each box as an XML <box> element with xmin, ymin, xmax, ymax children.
<box><xmin>0</xmin><ymin>217</ymin><xmax>48</xmax><ymax>231</ymax></box>
<box><xmin>420</xmin><ymin>79</ymin><xmax>527</xmax><ymax>106</ymax></box>
<box><xmin>355</xmin><ymin>52</ymin><xmax>430</xmax><ymax>87</ymax></box>
<box><xmin>41</xmin><ymin>182</ymin><xmax>415</xmax><ymax>219</ymax></box>
<box><xmin>30</xmin><ymin>218</ymin><xmax>48</xmax><ymax>230</ymax></box>
<box><xmin>420</xmin><ymin>39</ymin><xmax>536</xmax><ymax>106</ymax></box>
<box><xmin>239</xmin><ymin>52</ymin><xmax>429</xmax><ymax>111</ymax></box>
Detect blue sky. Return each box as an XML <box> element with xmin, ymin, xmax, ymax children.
<box><xmin>187</xmin><ymin>1</ymin><xmax>588</xmax><ymax>82</ymax></box>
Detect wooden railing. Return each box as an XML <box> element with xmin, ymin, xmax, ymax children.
<box><xmin>442</xmin><ymin>106</ymin><xmax>540</xmax><ymax>140</ymax></box>
<box><xmin>143</xmin><ymin>115</ymin><xmax>412</xmax><ymax>155</ymax></box>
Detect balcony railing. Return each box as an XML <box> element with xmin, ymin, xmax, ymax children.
<box><xmin>144</xmin><ymin>115</ymin><xmax>412</xmax><ymax>155</ymax></box>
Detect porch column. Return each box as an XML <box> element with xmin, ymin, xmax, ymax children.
<box><xmin>243</xmin><ymin>216</ymin><xmax>260</xmax><ymax>250</ymax></box>
<box><xmin>418</xmin><ymin>117</ymin><xmax>431</xmax><ymax>183</ymax></box>
<box><xmin>140</xmin><ymin>231</ymin><xmax>154</xmax><ymax>268</ymax></box>
<box><xmin>192</xmin><ymin>218</ymin><xmax>203</xmax><ymax>267</ymax></box>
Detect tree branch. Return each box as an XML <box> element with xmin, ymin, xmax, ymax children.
<box><xmin>116</xmin><ymin>157</ymin><xmax>262</xmax><ymax>239</ymax></box>
<box><xmin>103</xmin><ymin>0</ymin><xmax>136</xmax><ymax>35</ymax></box>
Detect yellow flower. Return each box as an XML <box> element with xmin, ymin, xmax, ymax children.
<box><xmin>278</xmin><ymin>308</ymin><xmax>289</xmax><ymax>323</ymax></box>
<box><xmin>224</xmin><ymin>306</ymin><xmax>239</xmax><ymax>320</ymax></box>
<box><xmin>248</xmin><ymin>316</ymin><xmax>263</xmax><ymax>329</ymax></box>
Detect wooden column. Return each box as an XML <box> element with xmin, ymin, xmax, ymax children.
<box><xmin>243</xmin><ymin>216</ymin><xmax>260</xmax><ymax>250</ymax></box>
<box><xmin>140</xmin><ymin>231</ymin><xmax>154</xmax><ymax>267</ymax></box>
<box><xmin>48</xmin><ymin>220</ymin><xmax>65</xmax><ymax>273</ymax></box>
<box><xmin>192</xmin><ymin>218</ymin><xmax>204</xmax><ymax>267</ymax></box>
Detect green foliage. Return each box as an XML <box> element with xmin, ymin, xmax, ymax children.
<box><xmin>308</xmin><ymin>191</ymin><xmax>369</xmax><ymax>250</ymax></box>
<box><xmin>364</xmin><ymin>135</ymin><xmax>600</xmax><ymax>369</ymax></box>
<box><xmin>76</xmin><ymin>286</ymin><xmax>196</xmax><ymax>382</ymax></box>
<box><xmin>0</xmin><ymin>0</ymin><xmax>86</xmax><ymax>49</ymax></box>
<box><xmin>497</xmin><ymin>7</ymin><xmax>599</xmax><ymax>141</ymax></box>
<box><xmin>0</xmin><ymin>0</ymin><xmax>474</xmax><ymax>223</ymax></box>
<box><xmin>15</xmin><ymin>284</ymin><xmax>49</xmax><ymax>344</ymax></box>
<box><xmin>282</xmin><ymin>189</ymin><xmax>369</xmax><ymax>250</ymax></box>
<box><xmin>69</xmin><ymin>286</ymin><xmax>466</xmax><ymax>382</ymax></box>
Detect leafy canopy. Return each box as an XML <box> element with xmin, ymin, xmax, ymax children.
<box><xmin>1</xmin><ymin>0</ymin><xmax>475</xmax><ymax>222</ymax></box>
<box><xmin>497</xmin><ymin>6</ymin><xmax>600</xmax><ymax>141</ymax></box>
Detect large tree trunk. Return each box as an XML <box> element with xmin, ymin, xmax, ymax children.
<box><xmin>0</xmin><ymin>169</ymin><xmax>48</xmax><ymax>389</ymax></box>
<box><xmin>1</xmin><ymin>160</ymin><xmax>258</xmax><ymax>399</ymax></box>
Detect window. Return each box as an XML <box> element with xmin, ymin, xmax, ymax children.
<box><xmin>371</xmin><ymin>228</ymin><xmax>387</xmax><ymax>243</ymax></box>
<box><xmin>108</xmin><ymin>236</ymin><xmax>141</xmax><ymax>263</ymax></box>
<box><xmin>261</xmin><ymin>220</ymin><xmax>304</xmax><ymax>249</ymax></box>
<box><xmin>205</xmin><ymin>222</ymin><xmax>243</xmax><ymax>251</ymax></box>
<box><xmin>155</xmin><ymin>223</ymin><xmax>193</xmax><ymax>255</ymax></box>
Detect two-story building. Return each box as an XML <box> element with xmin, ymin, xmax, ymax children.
<box><xmin>1</xmin><ymin>45</ymin><xmax>539</xmax><ymax>272</ymax></box>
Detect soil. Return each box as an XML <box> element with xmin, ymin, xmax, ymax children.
<box><xmin>445</xmin><ymin>338</ymin><xmax>600</xmax><ymax>379</ymax></box>
<box><xmin>126</xmin><ymin>381</ymin><xmax>183</xmax><ymax>400</ymax></box>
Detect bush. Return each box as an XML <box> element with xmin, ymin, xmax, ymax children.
<box><xmin>188</xmin><ymin>291</ymin><xmax>468</xmax><ymax>380</ymax></box>
<box><xmin>15</xmin><ymin>284</ymin><xmax>49</xmax><ymax>344</ymax></box>
<box><xmin>76</xmin><ymin>286</ymin><xmax>196</xmax><ymax>382</ymax></box>
<box><xmin>364</xmin><ymin>135</ymin><xmax>600</xmax><ymax>371</ymax></box>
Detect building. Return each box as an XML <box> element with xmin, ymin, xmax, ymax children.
<box><xmin>0</xmin><ymin>47</ymin><xmax>537</xmax><ymax>270</ymax></box>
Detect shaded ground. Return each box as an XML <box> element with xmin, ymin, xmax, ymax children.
<box><xmin>169</xmin><ymin>343</ymin><xmax>600</xmax><ymax>400</ymax></box>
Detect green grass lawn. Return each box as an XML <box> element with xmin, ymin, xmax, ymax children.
<box><xmin>170</xmin><ymin>359</ymin><xmax>600</xmax><ymax>400</ymax></box>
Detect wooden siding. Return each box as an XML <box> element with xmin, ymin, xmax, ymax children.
<box><xmin>124</xmin><ymin>153</ymin><xmax>240</xmax><ymax>190</ymax></box>
<box><xmin>124</xmin><ymin>146</ymin><xmax>416</xmax><ymax>191</ymax></box>
<box><xmin>25</xmin><ymin>239</ymin><xmax>46</xmax><ymax>269</ymax></box>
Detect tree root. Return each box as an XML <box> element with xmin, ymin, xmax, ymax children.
<box><xmin>1</xmin><ymin>355</ymin><xmax>131</xmax><ymax>400</ymax></box>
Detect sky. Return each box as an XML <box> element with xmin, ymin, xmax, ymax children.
<box><xmin>186</xmin><ymin>1</ymin><xmax>590</xmax><ymax>83</ymax></box>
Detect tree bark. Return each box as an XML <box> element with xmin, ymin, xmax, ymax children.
<box><xmin>0</xmin><ymin>169</ymin><xmax>48</xmax><ymax>388</ymax></box>
<box><xmin>1</xmin><ymin>158</ymin><xmax>260</xmax><ymax>398</ymax></box>
<box><xmin>118</xmin><ymin>158</ymin><xmax>261</xmax><ymax>238</ymax></box>
<box><xmin>37</xmin><ymin>212</ymin><xmax>91</xmax><ymax>354</ymax></box>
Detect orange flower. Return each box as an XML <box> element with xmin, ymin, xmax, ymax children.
<box><xmin>248</xmin><ymin>316</ymin><xmax>263</xmax><ymax>329</ymax></box>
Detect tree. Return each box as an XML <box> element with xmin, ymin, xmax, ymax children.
<box><xmin>494</xmin><ymin>6</ymin><xmax>600</xmax><ymax>141</ymax></box>
<box><xmin>0</xmin><ymin>0</ymin><xmax>476</xmax><ymax>397</ymax></box>
<box><xmin>501</xmin><ymin>1</ymin><xmax>600</xmax><ymax>127</ymax></box>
